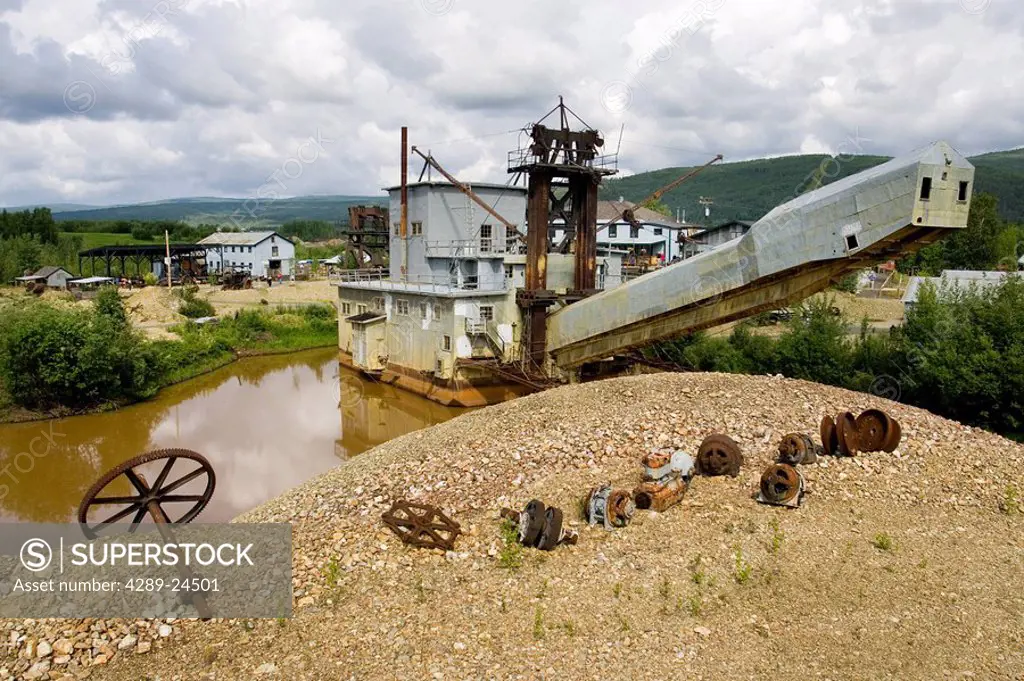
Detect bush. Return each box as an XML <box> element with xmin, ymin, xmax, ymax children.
<box><xmin>175</xmin><ymin>285</ymin><xmax>216</xmax><ymax>319</ymax></box>
<box><xmin>94</xmin><ymin>286</ymin><xmax>128</xmax><ymax>329</ymax></box>
<box><xmin>0</xmin><ymin>304</ymin><xmax>161</xmax><ymax>409</ymax></box>
<box><xmin>143</xmin><ymin>272</ymin><xmax>159</xmax><ymax>286</ymax></box>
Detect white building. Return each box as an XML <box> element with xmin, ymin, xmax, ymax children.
<box><xmin>198</xmin><ymin>231</ymin><xmax>296</xmax><ymax>278</ymax></box>
<box><xmin>14</xmin><ymin>265</ymin><xmax>74</xmax><ymax>289</ymax></box>
<box><xmin>549</xmin><ymin>199</ymin><xmax>693</xmax><ymax>262</ymax></box>
<box><xmin>681</xmin><ymin>220</ymin><xmax>754</xmax><ymax>260</ymax></box>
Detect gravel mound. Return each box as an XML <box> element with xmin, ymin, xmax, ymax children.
<box><xmin>5</xmin><ymin>372</ymin><xmax>1023</xmax><ymax>680</ymax></box>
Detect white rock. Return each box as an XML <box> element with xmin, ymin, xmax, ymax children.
<box><xmin>256</xmin><ymin>662</ymin><xmax>278</xmax><ymax>675</ymax></box>
<box><xmin>694</xmin><ymin>626</ymin><xmax>712</xmax><ymax>638</ymax></box>
<box><xmin>157</xmin><ymin>624</ymin><xmax>173</xmax><ymax>638</ymax></box>
<box><xmin>118</xmin><ymin>635</ymin><xmax>137</xmax><ymax>650</ymax></box>
<box><xmin>35</xmin><ymin>641</ymin><xmax>52</xmax><ymax>658</ymax></box>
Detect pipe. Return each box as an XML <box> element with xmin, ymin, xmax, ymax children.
<box><xmin>401</xmin><ymin>126</ymin><xmax>409</xmax><ymax>282</ymax></box>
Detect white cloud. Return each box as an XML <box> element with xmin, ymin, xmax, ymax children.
<box><xmin>0</xmin><ymin>0</ymin><xmax>1020</xmax><ymax>206</ymax></box>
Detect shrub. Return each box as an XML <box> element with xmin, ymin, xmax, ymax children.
<box><xmin>0</xmin><ymin>304</ymin><xmax>160</xmax><ymax>409</ymax></box>
<box><xmin>94</xmin><ymin>285</ymin><xmax>128</xmax><ymax>329</ymax></box>
<box><xmin>143</xmin><ymin>272</ymin><xmax>159</xmax><ymax>286</ymax></box>
<box><xmin>175</xmin><ymin>285</ymin><xmax>216</xmax><ymax>319</ymax></box>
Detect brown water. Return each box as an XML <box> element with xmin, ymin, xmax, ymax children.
<box><xmin>0</xmin><ymin>349</ymin><xmax>464</xmax><ymax>524</ymax></box>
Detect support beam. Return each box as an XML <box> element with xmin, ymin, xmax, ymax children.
<box><xmin>525</xmin><ymin>172</ymin><xmax>552</xmax><ymax>290</ymax></box>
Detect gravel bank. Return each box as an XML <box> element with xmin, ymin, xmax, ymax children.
<box><xmin>5</xmin><ymin>372</ymin><xmax>1023</xmax><ymax>680</ymax></box>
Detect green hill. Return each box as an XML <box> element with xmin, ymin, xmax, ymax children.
<box><xmin>602</xmin><ymin>149</ymin><xmax>1024</xmax><ymax>225</ymax></box>
<box><xmin>50</xmin><ymin>195</ymin><xmax>386</xmax><ymax>225</ymax></box>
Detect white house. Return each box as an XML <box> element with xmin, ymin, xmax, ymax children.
<box><xmin>681</xmin><ymin>220</ymin><xmax>754</xmax><ymax>260</ymax></box>
<box><xmin>902</xmin><ymin>269</ymin><xmax>1011</xmax><ymax>312</ymax></box>
<box><xmin>14</xmin><ymin>265</ymin><xmax>74</xmax><ymax>289</ymax></box>
<box><xmin>549</xmin><ymin>199</ymin><xmax>693</xmax><ymax>262</ymax></box>
<box><xmin>199</xmin><ymin>231</ymin><xmax>296</xmax><ymax>278</ymax></box>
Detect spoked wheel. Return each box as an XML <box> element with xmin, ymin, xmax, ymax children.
<box><xmin>77</xmin><ymin>449</ymin><xmax>216</xmax><ymax>540</ymax></box>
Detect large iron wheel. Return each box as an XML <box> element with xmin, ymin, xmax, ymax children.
<box><xmin>77</xmin><ymin>449</ymin><xmax>216</xmax><ymax>539</ymax></box>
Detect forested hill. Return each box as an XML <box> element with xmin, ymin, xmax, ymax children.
<box><xmin>601</xmin><ymin>149</ymin><xmax>1024</xmax><ymax>225</ymax></box>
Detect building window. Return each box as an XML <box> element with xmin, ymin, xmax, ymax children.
<box><xmin>653</xmin><ymin>227</ymin><xmax>663</xmax><ymax>235</ymax></box>
<box><xmin>608</xmin><ymin>225</ymin><xmax>618</xmax><ymax>238</ymax></box>
<box><xmin>548</xmin><ymin>228</ymin><xmax>556</xmax><ymax>242</ymax></box>
<box><xmin>248</xmin><ymin>246</ymin><xmax>253</xmax><ymax>253</ymax></box>
<box><xmin>372</xmin><ymin>297</ymin><xmax>384</xmax><ymax>311</ymax></box>
<box><xmin>479</xmin><ymin>305</ymin><xmax>494</xmax><ymax>321</ymax></box>
<box><xmin>396</xmin><ymin>299</ymin><xmax>410</xmax><ymax>315</ymax></box>
<box><xmin>419</xmin><ymin>302</ymin><xmax>428</xmax><ymax>319</ymax></box>
<box><xmin>436</xmin><ymin>359</ymin><xmax>444</xmax><ymax>375</ymax></box>
<box><xmin>357</xmin><ymin>304</ymin><xmax>367</xmax><ymax>314</ymax></box>
<box><xmin>958</xmin><ymin>181</ymin><xmax>969</xmax><ymax>202</ymax></box>
<box><xmin>341</xmin><ymin>302</ymin><xmax>351</xmax><ymax>315</ymax></box>
<box><xmin>271</xmin><ymin>235</ymin><xmax>276</xmax><ymax>243</ymax></box>
<box><xmin>271</xmin><ymin>246</ymin><xmax>279</xmax><ymax>257</ymax></box>
<box><xmin>480</xmin><ymin>224</ymin><xmax>492</xmax><ymax>253</ymax></box>
<box><xmin>920</xmin><ymin>177</ymin><xmax>932</xmax><ymax>200</ymax></box>
<box><xmin>442</xmin><ymin>335</ymin><xmax>451</xmax><ymax>351</ymax></box>
<box><xmin>504</xmin><ymin>265</ymin><xmax>514</xmax><ymax>279</ymax></box>
<box><xmin>412</xmin><ymin>221</ymin><xmax>422</xmax><ymax>236</ymax></box>
<box><xmin>630</xmin><ymin>225</ymin><xmax>640</xmax><ymax>239</ymax></box>
<box><xmin>393</xmin><ymin>222</ymin><xmax>400</xmax><ymax>236</ymax></box>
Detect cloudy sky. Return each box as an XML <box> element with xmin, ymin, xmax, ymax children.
<box><xmin>0</xmin><ymin>0</ymin><xmax>1020</xmax><ymax>207</ymax></box>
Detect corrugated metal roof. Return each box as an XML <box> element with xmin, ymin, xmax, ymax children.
<box><xmin>595</xmin><ymin>200</ymin><xmax>687</xmax><ymax>228</ymax></box>
<box><xmin>33</xmin><ymin>265</ymin><xmax>70</xmax><ymax>278</ymax></box>
<box><xmin>198</xmin><ymin>231</ymin><xmax>290</xmax><ymax>246</ymax></box>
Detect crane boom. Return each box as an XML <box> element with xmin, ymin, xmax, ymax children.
<box><xmin>639</xmin><ymin>154</ymin><xmax>723</xmax><ymax>206</ymax></box>
<box><xmin>410</xmin><ymin>146</ymin><xmax>524</xmax><ymax>240</ymax></box>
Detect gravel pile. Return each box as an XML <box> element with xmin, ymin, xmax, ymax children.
<box><xmin>4</xmin><ymin>372</ymin><xmax>1022</xmax><ymax>680</ymax></box>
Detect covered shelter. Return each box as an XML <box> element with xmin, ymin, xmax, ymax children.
<box><xmin>14</xmin><ymin>265</ymin><xmax>74</xmax><ymax>289</ymax></box>
<box><xmin>77</xmin><ymin>244</ymin><xmax>209</xmax><ymax>279</ymax></box>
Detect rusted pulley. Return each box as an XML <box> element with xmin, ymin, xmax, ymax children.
<box><xmin>756</xmin><ymin>463</ymin><xmax>806</xmax><ymax>508</ymax></box>
<box><xmin>836</xmin><ymin>411</ymin><xmax>860</xmax><ymax>456</ymax></box>
<box><xmin>777</xmin><ymin>433</ymin><xmax>820</xmax><ymax>465</ymax></box>
<box><xmin>584</xmin><ymin>486</ymin><xmax>635</xmax><ymax>530</ymax></box>
<box><xmin>855</xmin><ymin>408</ymin><xmax>902</xmax><ymax>452</ymax></box>
<box><xmin>500</xmin><ymin>500</ymin><xmax>578</xmax><ymax>551</ymax></box>
<box><xmin>695</xmin><ymin>433</ymin><xmax>743</xmax><ymax>477</ymax></box>
<box><xmin>633</xmin><ymin>449</ymin><xmax>694</xmax><ymax>512</ymax></box>
<box><xmin>381</xmin><ymin>500</ymin><xmax>461</xmax><ymax>551</ymax></box>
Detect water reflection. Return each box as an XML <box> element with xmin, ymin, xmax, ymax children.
<box><xmin>0</xmin><ymin>349</ymin><xmax>464</xmax><ymax>524</ymax></box>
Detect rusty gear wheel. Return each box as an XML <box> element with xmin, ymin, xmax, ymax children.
<box><xmin>820</xmin><ymin>415</ymin><xmax>839</xmax><ymax>457</ymax></box>
<box><xmin>836</xmin><ymin>411</ymin><xmax>860</xmax><ymax>456</ymax></box>
<box><xmin>855</xmin><ymin>409</ymin><xmax>890</xmax><ymax>452</ymax></box>
<box><xmin>522</xmin><ymin>499</ymin><xmax>546</xmax><ymax>546</ymax></box>
<box><xmin>381</xmin><ymin>500</ymin><xmax>461</xmax><ymax>551</ymax></box>
<box><xmin>777</xmin><ymin>433</ymin><xmax>818</xmax><ymax>465</ymax></box>
<box><xmin>696</xmin><ymin>433</ymin><xmax>743</xmax><ymax>477</ymax></box>
<box><xmin>536</xmin><ymin>507</ymin><xmax>564</xmax><ymax>551</ymax></box>
<box><xmin>77</xmin><ymin>449</ymin><xmax>216</xmax><ymax>540</ymax></box>
<box><xmin>757</xmin><ymin>463</ymin><xmax>805</xmax><ymax>507</ymax></box>
<box><xmin>881</xmin><ymin>416</ymin><xmax>902</xmax><ymax>452</ymax></box>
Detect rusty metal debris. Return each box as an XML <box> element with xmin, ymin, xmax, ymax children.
<box><xmin>756</xmin><ymin>463</ymin><xmax>806</xmax><ymax>508</ymax></box>
<box><xmin>585</xmin><ymin>486</ymin><xmax>635</xmax><ymax>530</ymax></box>
<box><xmin>77</xmin><ymin>449</ymin><xmax>217</xmax><ymax>619</ymax></box>
<box><xmin>381</xmin><ymin>500</ymin><xmax>461</xmax><ymax>551</ymax></box>
<box><xmin>695</xmin><ymin>434</ymin><xmax>743</xmax><ymax>477</ymax></box>
<box><xmin>633</xmin><ymin>449</ymin><xmax>694</xmax><ymax>512</ymax></box>
<box><xmin>856</xmin><ymin>408</ymin><xmax>903</xmax><ymax>452</ymax></box>
<box><xmin>500</xmin><ymin>500</ymin><xmax>578</xmax><ymax>551</ymax></box>
<box><xmin>777</xmin><ymin>433</ymin><xmax>820</xmax><ymax>465</ymax></box>
<box><xmin>821</xmin><ymin>408</ymin><xmax>903</xmax><ymax>456</ymax></box>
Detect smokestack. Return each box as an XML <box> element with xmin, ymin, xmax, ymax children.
<box><xmin>400</xmin><ymin>126</ymin><xmax>408</xmax><ymax>280</ymax></box>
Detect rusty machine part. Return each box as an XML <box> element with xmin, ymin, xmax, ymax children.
<box><xmin>585</xmin><ymin>486</ymin><xmax>635</xmax><ymax>530</ymax></box>
<box><xmin>633</xmin><ymin>449</ymin><xmax>695</xmax><ymax>512</ymax></box>
<box><xmin>835</xmin><ymin>411</ymin><xmax>860</xmax><ymax>456</ymax></box>
<box><xmin>855</xmin><ymin>408</ymin><xmax>903</xmax><ymax>453</ymax></box>
<box><xmin>756</xmin><ymin>463</ymin><xmax>806</xmax><ymax>508</ymax></box>
<box><xmin>77</xmin><ymin>449</ymin><xmax>216</xmax><ymax>539</ymax></box>
<box><xmin>381</xmin><ymin>500</ymin><xmax>462</xmax><ymax>551</ymax></box>
<box><xmin>77</xmin><ymin>449</ymin><xmax>217</xmax><ymax>619</ymax></box>
<box><xmin>820</xmin><ymin>415</ymin><xmax>839</xmax><ymax>457</ymax></box>
<box><xmin>695</xmin><ymin>434</ymin><xmax>743</xmax><ymax>477</ymax></box>
<box><xmin>500</xmin><ymin>500</ymin><xmax>578</xmax><ymax>551</ymax></box>
<box><xmin>777</xmin><ymin>433</ymin><xmax>820</xmax><ymax>466</ymax></box>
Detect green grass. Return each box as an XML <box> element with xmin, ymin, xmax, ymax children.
<box><xmin>497</xmin><ymin>518</ymin><xmax>523</xmax><ymax>571</ymax></box>
<box><xmin>62</xmin><ymin>232</ymin><xmax>153</xmax><ymax>249</ymax></box>
<box><xmin>871</xmin><ymin>532</ymin><xmax>895</xmax><ymax>552</ymax></box>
